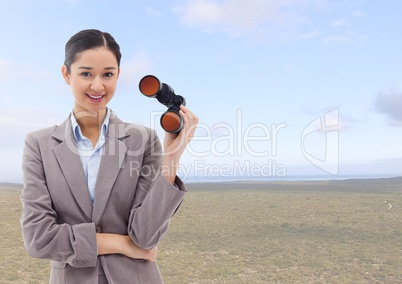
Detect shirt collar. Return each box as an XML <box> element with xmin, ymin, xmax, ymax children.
<box><xmin>70</xmin><ymin>108</ymin><xmax>111</xmax><ymax>142</ymax></box>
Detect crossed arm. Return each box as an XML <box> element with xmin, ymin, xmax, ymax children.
<box><xmin>96</xmin><ymin>234</ymin><xmax>157</xmax><ymax>262</ymax></box>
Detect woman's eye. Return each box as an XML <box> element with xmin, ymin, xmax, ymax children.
<box><xmin>80</xmin><ymin>72</ymin><xmax>92</xmax><ymax>77</ymax></box>
<box><xmin>104</xmin><ymin>72</ymin><xmax>114</xmax><ymax>78</ymax></box>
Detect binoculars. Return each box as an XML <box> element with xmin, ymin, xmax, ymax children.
<box><xmin>139</xmin><ymin>75</ymin><xmax>186</xmax><ymax>134</ymax></box>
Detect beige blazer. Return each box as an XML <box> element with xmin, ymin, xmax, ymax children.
<box><xmin>20</xmin><ymin>112</ymin><xmax>186</xmax><ymax>284</ymax></box>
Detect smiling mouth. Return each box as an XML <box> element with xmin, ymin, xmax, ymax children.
<box><xmin>86</xmin><ymin>93</ymin><xmax>105</xmax><ymax>101</ymax></box>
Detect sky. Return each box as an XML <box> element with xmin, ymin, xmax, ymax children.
<box><xmin>1</xmin><ymin>0</ymin><xmax>401</xmax><ymax>182</ymax></box>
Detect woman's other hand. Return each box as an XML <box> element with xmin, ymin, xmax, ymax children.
<box><xmin>121</xmin><ymin>235</ymin><xmax>158</xmax><ymax>262</ymax></box>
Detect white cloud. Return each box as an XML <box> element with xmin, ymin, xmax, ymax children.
<box><xmin>0</xmin><ymin>107</ymin><xmax>66</xmax><ymax>182</ymax></box>
<box><xmin>373</xmin><ymin>91</ymin><xmax>402</xmax><ymax>127</ymax></box>
<box><xmin>331</xmin><ymin>19</ymin><xmax>348</xmax><ymax>27</ymax></box>
<box><xmin>0</xmin><ymin>107</ymin><xmax>65</xmax><ymax>140</ymax></box>
<box><xmin>62</xmin><ymin>0</ymin><xmax>80</xmax><ymax>5</ymax></box>
<box><xmin>296</xmin><ymin>30</ymin><xmax>321</xmax><ymax>40</ymax></box>
<box><xmin>174</xmin><ymin>0</ymin><xmax>223</xmax><ymax>28</ymax></box>
<box><xmin>118</xmin><ymin>51</ymin><xmax>153</xmax><ymax>86</ymax></box>
<box><xmin>352</xmin><ymin>10</ymin><xmax>368</xmax><ymax>18</ymax></box>
<box><xmin>329</xmin><ymin>0</ymin><xmax>366</xmax><ymax>10</ymax></box>
<box><xmin>322</xmin><ymin>34</ymin><xmax>354</xmax><ymax>44</ymax></box>
<box><xmin>145</xmin><ymin>6</ymin><xmax>163</xmax><ymax>16</ymax></box>
<box><xmin>0</xmin><ymin>59</ymin><xmax>50</xmax><ymax>83</ymax></box>
<box><xmin>322</xmin><ymin>1</ymin><xmax>368</xmax><ymax>45</ymax></box>
<box><xmin>173</xmin><ymin>0</ymin><xmax>327</xmax><ymax>39</ymax></box>
<box><xmin>322</xmin><ymin>29</ymin><xmax>367</xmax><ymax>45</ymax></box>
<box><xmin>0</xmin><ymin>58</ymin><xmax>13</xmax><ymax>78</ymax></box>
<box><xmin>300</xmin><ymin>105</ymin><xmax>354</xmax><ymax>132</ymax></box>
<box><xmin>173</xmin><ymin>0</ymin><xmax>371</xmax><ymax>45</ymax></box>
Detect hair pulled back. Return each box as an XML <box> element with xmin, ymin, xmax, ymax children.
<box><xmin>64</xmin><ymin>29</ymin><xmax>121</xmax><ymax>73</ymax></box>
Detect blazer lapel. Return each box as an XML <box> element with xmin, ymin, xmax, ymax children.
<box><xmin>52</xmin><ymin>116</ymin><xmax>93</xmax><ymax>221</ymax></box>
<box><xmin>92</xmin><ymin>113</ymin><xmax>128</xmax><ymax>224</ymax></box>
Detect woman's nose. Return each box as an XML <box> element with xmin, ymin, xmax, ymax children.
<box><xmin>90</xmin><ymin>76</ymin><xmax>104</xmax><ymax>92</ymax></box>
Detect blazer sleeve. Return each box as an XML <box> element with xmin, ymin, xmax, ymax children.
<box><xmin>20</xmin><ymin>132</ymin><xmax>98</xmax><ymax>268</ymax></box>
<box><xmin>128</xmin><ymin>128</ymin><xmax>187</xmax><ymax>249</ymax></box>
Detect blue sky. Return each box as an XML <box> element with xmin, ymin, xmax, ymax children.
<box><xmin>1</xmin><ymin>0</ymin><xmax>401</xmax><ymax>182</ymax></box>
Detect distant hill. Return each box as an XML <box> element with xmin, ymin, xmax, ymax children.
<box><xmin>327</xmin><ymin>176</ymin><xmax>402</xmax><ymax>187</ymax></box>
<box><xmin>0</xmin><ymin>182</ymin><xmax>23</xmax><ymax>187</ymax></box>
<box><xmin>186</xmin><ymin>176</ymin><xmax>402</xmax><ymax>192</ymax></box>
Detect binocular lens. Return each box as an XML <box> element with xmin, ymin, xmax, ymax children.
<box><xmin>139</xmin><ymin>75</ymin><xmax>186</xmax><ymax>134</ymax></box>
<box><xmin>161</xmin><ymin>111</ymin><xmax>183</xmax><ymax>133</ymax></box>
<box><xmin>139</xmin><ymin>76</ymin><xmax>160</xmax><ymax>97</ymax></box>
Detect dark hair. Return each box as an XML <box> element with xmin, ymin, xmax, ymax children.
<box><xmin>64</xmin><ymin>29</ymin><xmax>122</xmax><ymax>73</ymax></box>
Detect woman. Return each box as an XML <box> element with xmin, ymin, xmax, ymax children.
<box><xmin>20</xmin><ymin>29</ymin><xmax>198</xmax><ymax>284</ymax></box>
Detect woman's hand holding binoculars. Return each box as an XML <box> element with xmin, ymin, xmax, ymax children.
<box><xmin>161</xmin><ymin>105</ymin><xmax>198</xmax><ymax>184</ymax></box>
<box><xmin>139</xmin><ymin>75</ymin><xmax>199</xmax><ymax>184</ymax></box>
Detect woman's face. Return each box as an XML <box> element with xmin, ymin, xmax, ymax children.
<box><xmin>61</xmin><ymin>47</ymin><xmax>120</xmax><ymax>114</ymax></box>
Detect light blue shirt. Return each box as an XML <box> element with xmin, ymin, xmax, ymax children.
<box><xmin>70</xmin><ymin>109</ymin><xmax>111</xmax><ymax>204</ymax></box>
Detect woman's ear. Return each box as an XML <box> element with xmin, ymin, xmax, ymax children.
<box><xmin>61</xmin><ymin>65</ymin><xmax>70</xmax><ymax>85</ymax></box>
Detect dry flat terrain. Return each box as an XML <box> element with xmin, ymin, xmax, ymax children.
<box><xmin>1</xmin><ymin>177</ymin><xmax>401</xmax><ymax>283</ymax></box>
